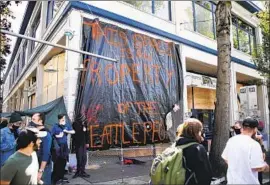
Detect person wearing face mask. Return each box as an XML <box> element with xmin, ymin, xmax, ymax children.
<box><xmin>229</xmin><ymin>122</ymin><xmax>242</xmax><ymax>138</ymax></box>
<box><xmin>0</xmin><ymin>112</ymin><xmax>22</xmax><ymax>166</ymax></box>
<box><xmin>28</xmin><ymin>112</ymin><xmax>52</xmax><ymax>185</ymax></box>
<box><xmin>51</xmin><ymin>114</ymin><xmax>75</xmax><ymax>184</ymax></box>
<box><xmin>222</xmin><ymin>118</ymin><xmax>269</xmax><ymax>185</ymax></box>
<box><xmin>0</xmin><ymin>127</ymin><xmax>46</xmax><ymax>185</ymax></box>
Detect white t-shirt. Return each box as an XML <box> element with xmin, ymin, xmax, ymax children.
<box><xmin>222</xmin><ymin>135</ymin><xmax>265</xmax><ymax>184</ymax></box>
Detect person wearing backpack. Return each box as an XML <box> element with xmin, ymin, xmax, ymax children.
<box><xmin>176</xmin><ymin>118</ymin><xmax>212</xmax><ymax>185</ymax></box>
<box><xmin>150</xmin><ymin>118</ymin><xmax>212</xmax><ymax>185</ymax></box>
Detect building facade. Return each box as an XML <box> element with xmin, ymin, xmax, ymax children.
<box><xmin>2</xmin><ymin>1</ymin><xmax>269</xmax><ymax>147</ymax></box>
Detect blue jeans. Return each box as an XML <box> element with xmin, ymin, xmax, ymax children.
<box><xmin>42</xmin><ymin>162</ymin><xmax>52</xmax><ymax>185</ymax></box>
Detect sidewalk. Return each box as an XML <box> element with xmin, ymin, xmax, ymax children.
<box><xmin>67</xmin><ymin>173</ymin><xmax>269</xmax><ymax>185</ymax></box>
<box><xmin>65</xmin><ymin>154</ymin><xmax>270</xmax><ymax>185</ymax></box>
<box><xmin>68</xmin><ymin>174</ymin><xmax>149</xmax><ymax>185</ymax></box>
<box><xmin>67</xmin><ymin>160</ymin><xmax>151</xmax><ymax>184</ymax></box>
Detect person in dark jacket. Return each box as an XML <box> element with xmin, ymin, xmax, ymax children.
<box><xmin>28</xmin><ymin>112</ymin><xmax>52</xmax><ymax>185</ymax></box>
<box><xmin>72</xmin><ymin>117</ymin><xmax>90</xmax><ymax>178</ymax></box>
<box><xmin>176</xmin><ymin>118</ymin><xmax>212</xmax><ymax>185</ymax></box>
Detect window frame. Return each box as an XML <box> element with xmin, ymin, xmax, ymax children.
<box><xmin>232</xmin><ymin>14</ymin><xmax>256</xmax><ymax>55</ymax></box>
<box><xmin>21</xmin><ymin>42</ymin><xmax>27</xmax><ymax>69</ymax></box>
<box><xmin>30</xmin><ymin>9</ymin><xmax>41</xmax><ymax>54</ymax></box>
<box><xmin>46</xmin><ymin>1</ymin><xmax>54</xmax><ymax>27</ymax></box>
<box><xmin>123</xmin><ymin>1</ymin><xmax>172</xmax><ymax>21</ymax></box>
<box><xmin>192</xmin><ymin>1</ymin><xmax>216</xmax><ymax>40</ymax></box>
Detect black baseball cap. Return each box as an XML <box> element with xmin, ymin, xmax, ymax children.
<box><xmin>242</xmin><ymin>118</ymin><xmax>258</xmax><ymax>128</ymax></box>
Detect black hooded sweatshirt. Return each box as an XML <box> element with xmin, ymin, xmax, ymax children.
<box><xmin>176</xmin><ymin>137</ymin><xmax>212</xmax><ymax>185</ymax></box>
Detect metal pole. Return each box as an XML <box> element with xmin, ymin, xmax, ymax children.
<box><xmin>47</xmin><ymin>86</ymin><xmax>48</xmax><ymax>103</ymax></box>
<box><xmin>0</xmin><ymin>29</ymin><xmax>118</xmax><ymax>62</ymax></box>
<box><xmin>56</xmin><ymin>56</ymin><xmax>59</xmax><ymax>99</ymax></box>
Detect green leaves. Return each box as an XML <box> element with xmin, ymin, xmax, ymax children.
<box><xmin>252</xmin><ymin>2</ymin><xmax>270</xmax><ymax>77</ymax></box>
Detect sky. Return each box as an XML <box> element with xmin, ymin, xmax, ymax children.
<box><xmin>5</xmin><ymin>1</ymin><xmax>27</xmax><ymax>68</ymax></box>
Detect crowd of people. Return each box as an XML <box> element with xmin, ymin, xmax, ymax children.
<box><xmin>172</xmin><ymin>117</ymin><xmax>269</xmax><ymax>185</ymax></box>
<box><xmin>0</xmin><ymin>112</ymin><xmax>269</xmax><ymax>185</ymax></box>
<box><xmin>0</xmin><ymin>112</ymin><xmax>90</xmax><ymax>185</ymax></box>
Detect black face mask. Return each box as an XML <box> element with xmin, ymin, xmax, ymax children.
<box><xmin>29</xmin><ymin>121</ymin><xmax>39</xmax><ymax>128</ymax></box>
<box><xmin>12</xmin><ymin>125</ymin><xmax>20</xmax><ymax>130</ymax></box>
<box><xmin>234</xmin><ymin>129</ymin><xmax>241</xmax><ymax>135</ymax></box>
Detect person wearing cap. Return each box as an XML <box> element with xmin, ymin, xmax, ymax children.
<box><xmin>222</xmin><ymin>118</ymin><xmax>269</xmax><ymax>184</ymax></box>
<box><xmin>0</xmin><ymin>112</ymin><xmax>22</xmax><ymax>166</ymax></box>
<box><xmin>0</xmin><ymin>127</ymin><xmax>46</xmax><ymax>185</ymax></box>
<box><xmin>29</xmin><ymin>113</ymin><xmax>52</xmax><ymax>185</ymax></box>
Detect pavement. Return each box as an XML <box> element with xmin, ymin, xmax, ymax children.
<box><xmin>66</xmin><ymin>156</ymin><xmax>151</xmax><ymax>185</ymax></box>
<box><xmin>62</xmin><ymin>153</ymin><xmax>270</xmax><ymax>185</ymax></box>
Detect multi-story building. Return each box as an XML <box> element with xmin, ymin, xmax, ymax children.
<box><xmin>2</xmin><ymin>1</ymin><xmax>269</xmax><ymax>148</ymax></box>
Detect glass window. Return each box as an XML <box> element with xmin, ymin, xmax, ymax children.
<box><xmin>232</xmin><ymin>25</ymin><xmax>239</xmax><ymax>49</ymax></box>
<box><xmin>123</xmin><ymin>1</ymin><xmax>171</xmax><ymax>20</ymax></box>
<box><xmin>15</xmin><ymin>61</ymin><xmax>19</xmax><ymax>78</ymax></box>
<box><xmin>21</xmin><ymin>42</ymin><xmax>26</xmax><ymax>68</ymax></box>
<box><xmin>30</xmin><ymin>10</ymin><xmax>41</xmax><ymax>53</ymax></box>
<box><xmin>123</xmin><ymin>1</ymin><xmax>152</xmax><ymax>13</ymax></box>
<box><xmin>194</xmin><ymin>3</ymin><xmax>215</xmax><ymax>39</ymax></box>
<box><xmin>18</xmin><ymin>54</ymin><xmax>21</xmax><ymax>74</ymax></box>
<box><xmin>154</xmin><ymin>1</ymin><xmax>170</xmax><ymax>20</ymax></box>
<box><xmin>232</xmin><ymin>15</ymin><xmax>256</xmax><ymax>55</ymax></box>
<box><xmin>47</xmin><ymin>1</ymin><xmax>54</xmax><ymax>26</ymax></box>
<box><xmin>34</xmin><ymin>20</ymin><xmax>41</xmax><ymax>47</ymax></box>
<box><xmin>238</xmin><ymin>29</ymin><xmax>250</xmax><ymax>54</ymax></box>
<box><xmin>197</xmin><ymin>1</ymin><xmax>212</xmax><ymax>10</ymax></box>
<box><xmin>53</xmin><ymin>1</ymin><xmax>63</xmax><ymax>14</ymax></box>
<box><xmin>250</xmin><ymin>35</ymin><xmax>255</xmax><ymax>55</ymax></box>
<box><xmin>46</xmin><ymin>0</ymin><xmax>63</xmax><ymax>27</ymax></box>
<box><xmin>183</xmin><ymin>2</ymin><xmax>194</xmax><ymax>31</ymax></box>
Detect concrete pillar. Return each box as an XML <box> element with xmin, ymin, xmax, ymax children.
<box><xmin>36</xmin><ymin>64</ymin><xmax>44</xmax><ymax>106</ymax></box>
<box><xmin>257</xmin><ymin>83</ymin><xmax>269</xmax><ymax>149</ymax></box>
<box><xmin>64</xmin><ymin>10</ymin><xmax>82</xmax><ymax>121</ymax></box>
<box><xmin>23</xmin><ymin>80</ymin><xmax>30</xmax><ymax>110</ymax></box>
<box><xmin>230</xmin><ymin>63</ymin><xmax>238</xmax><ymax>125</ymax></box>
<box><xmin>180</xmin><ymin>45</ymin><xmax>188</xmax><ymax>118</ymax></box>
<box><xmin>17</xmin><ymin>89</ymin><xmax>22</xmax><ymax>110</ymax></box>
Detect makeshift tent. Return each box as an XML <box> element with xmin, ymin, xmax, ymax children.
<box><xmin>0</xmin><ymin>112</ymin><xmax>12</xmax><ymax>118</ymax></box>
<box><xmin>0</xmin><ymin>96</ymin><xmax>71</xmax><ymax>130</ymax></box>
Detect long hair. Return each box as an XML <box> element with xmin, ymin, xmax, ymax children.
<box><xmin>180</xmin><ymin>118</ymin><xmax>203</xmax><ymax>143</ymax></box>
